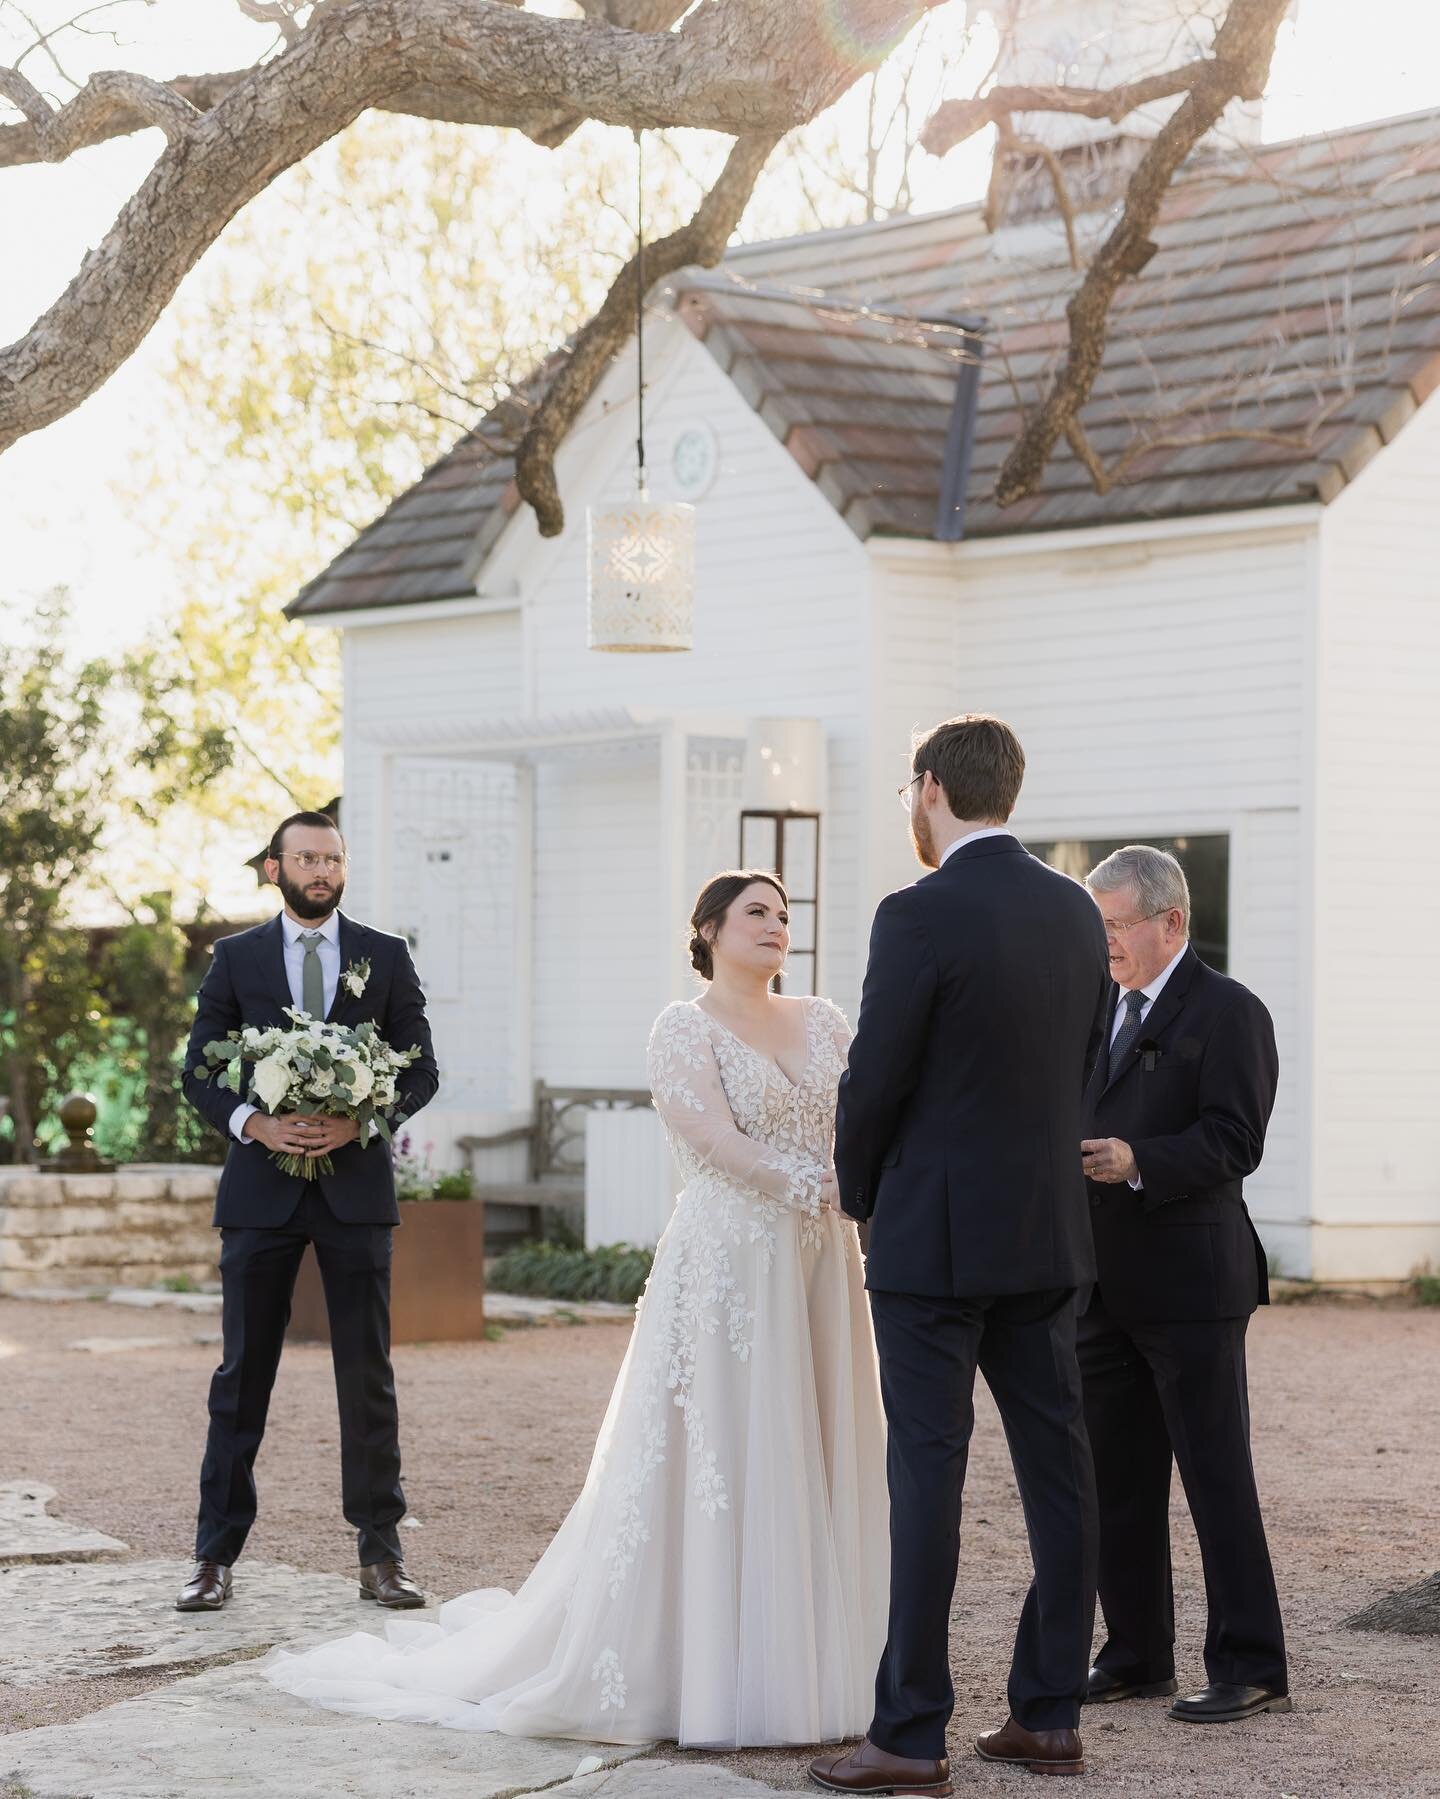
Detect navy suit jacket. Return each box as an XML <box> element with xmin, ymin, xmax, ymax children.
<box><xmin>836</xmin><ymin>836</ymin><xmax>1111</xmax><ymax>1298</ymax></box>
<box><xmin>181</xmin><ymin>912</ymin><xmax>440</xmax><ymax>1227</ymax></box>
<box><xmin>1083</xmin><ymin>946</ymin><xmax>1277</xmax><ymax>1322</ymax></box>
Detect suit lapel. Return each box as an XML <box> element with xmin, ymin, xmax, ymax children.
<box><xmin>1089</xmin><ymin>985</ymin><xmax>1120</xmax><ymax>1105</ymax></box>
<box><xmin>262</xmin><ymin>914</ymin><xmax>295</xmax><ymax>1016</ymax></box>
<box><xmin>327</xmin><ymin>914</ymin><xmax>364</xmax><ymax>1022</ymax></box>
<box><xmin>1099</xmin><ymin>945</ymin><xmax>1199</xmax><ymax>1097</ymax></box>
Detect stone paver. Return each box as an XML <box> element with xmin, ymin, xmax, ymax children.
<box><xmin>0</xmin><ymin>1558</ymin><xmax>395</xmax><ymax>1685</ymax></box>
<box><xmin>67</xmin><ymin>1336</ymin><xmax>205</xmax><ymax>1354</ymax></box>
<box><xmin>108</xmin><ymin>1287</ymin><xmax>222</xmax><ymax>1313</ymax></box>
<box><xmin>0</xmin><ymin>1482</ymin><xmax>127</xmax><ymax>1567</ymax></box>
<box><xmin>485</xmin><ymin>1292</ymin><xmax>633</xmax><ymax>1324</ymax></box>
<box><xmin>555</xmin><ymin>1760</ymin><xmax>789</xmax><ymax>1796</ymax></box>
<box><xmin>2</xmin><ymin>1661</ymin><xmax>649</xmax><ymax>1799</ymax></box>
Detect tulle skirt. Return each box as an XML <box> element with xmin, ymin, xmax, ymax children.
<box><xmin>263</xmin><ymin>1193</ymin><xmax>889</xmax><ymax>1747</ymax></box>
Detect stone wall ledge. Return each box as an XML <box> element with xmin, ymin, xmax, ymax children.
<box><xmin>0</xmin><ymin>1262</ymin><xmax>218</xmax><ymax>1294</ymax></box>
<box><xmin>0</xmin><ymin>1199</ymin><xmax>213</xmax><ymax>1239</ymax></box>
<box><xmin>0</xmin><ymin>1168</ymin><xmax>221</xmax><ymax>1295</ymax></box>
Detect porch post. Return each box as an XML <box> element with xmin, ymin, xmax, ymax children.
<box><xmin>657</xmin><ymin>721</ymin><xmax>691</xmax><ymax>1008</ymax></box>
<box><xmin>510</xmin><ymin>760</ymin><xmax>536</xmax><ymax>1111</ymax></box>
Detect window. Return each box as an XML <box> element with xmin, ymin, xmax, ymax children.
<box><xmin>1023</xmin><ymin>833</ymin><xmax>1230</xmax><ymax>973</ymax></box>
<box><xmin>739</xmin><ymin>811</ymin><xmax>820</xmax><ymax>994</ymax></box>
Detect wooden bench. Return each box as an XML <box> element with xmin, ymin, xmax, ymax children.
<box><xmin>457</xmin><ymin>1081</ymin><xmax>653</xmax><ymax>1245</ymax></box>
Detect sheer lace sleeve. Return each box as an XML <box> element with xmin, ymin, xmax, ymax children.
<box><xmin>813</xmin><ymin>996</ymin><xmax>853</xmax><ymax>1062</ymax></box>
<box><xmin>646</xmin><ymin>1003</ymin><xmax>825</xmax><ymax>1216</ymax></box>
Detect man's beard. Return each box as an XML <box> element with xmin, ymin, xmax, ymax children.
<box><xmin>277</xmin><ymin>868</ymin><xmax>345</xmax><ymax>920</ymax></box>
<box><xmin>910</xmin><ymin>807</ymin><xmax>938</xmax><ymax>870</ymax></box>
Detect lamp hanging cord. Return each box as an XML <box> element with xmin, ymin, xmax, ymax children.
<box><xmin>634</xmin><ymin>126</ymin><xmax>645</xmax><ymax>493</ymax></box>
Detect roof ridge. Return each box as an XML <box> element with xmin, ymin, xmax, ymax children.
<box><xmin>671</xmin><ymin>268</ymin><xmax>985</xmax><ymax>334</ymax></box>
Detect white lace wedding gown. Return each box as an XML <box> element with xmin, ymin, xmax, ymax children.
<box><xmin>263</xmin><ymin>995</ymin><xmax>888</xmax><ymax>1747</ymax></box>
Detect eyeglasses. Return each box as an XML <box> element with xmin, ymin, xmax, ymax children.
<box><xmin>1100</xmin><ymin>910</ymin><xmax>1166</xmax><ymax>938</ymax></box>
<box><xmin>898</xmin><ymin>771</ymin><xmax>927</xmax><ymax>812</ymax></box>
<box><xmin>278</xmin><ymin>851</ymin><xmax>347</xmax><ymax>874</ymax></box>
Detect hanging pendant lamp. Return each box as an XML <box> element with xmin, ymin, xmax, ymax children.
<box><xmin>587</xmin><ymin>130</ymin><xmax>695</xmax><ymax>653</ymax></box>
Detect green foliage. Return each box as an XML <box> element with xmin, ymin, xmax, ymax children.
<box><xmin>98</xmin><ymin>893</ymin><xmax>202</xmax><ymax>1159</ymax></box>
<box><xmin>0</xmin><ymin>595</ymin><xmax>114</xmax><ymax>1158</ymax></box>
<box><xmin>1412</xmin><ymin>1264</ymin><xmax>1440</xmax><ymax>1307</ymax></box>
<box><xmin>487</xmin><ymin>1240</ymin><xmax>654</xmax><ymax>1308</ymax></box>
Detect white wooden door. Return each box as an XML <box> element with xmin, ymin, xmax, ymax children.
<box><xmin>390</xmin><ymin>756</ymin><xmax>517</xmax><ymax>1112</ymax></box>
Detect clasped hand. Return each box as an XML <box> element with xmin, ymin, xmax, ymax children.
<box><xmin>245</xmin><ymin>1113</ymin><xmax>360</xmax><ymax>1155</ymax></box>
<box><xmin>1080</xmin><ymin>1137</ymin><xmax>1139</xmax><ymax>1184</ymax></box>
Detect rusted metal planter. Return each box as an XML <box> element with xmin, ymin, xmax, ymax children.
<box><xmin>288</xmin><ymin>1198</ymin><xmax>486</xmax><ymax>1344</ymax></box>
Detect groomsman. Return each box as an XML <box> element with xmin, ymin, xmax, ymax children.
<box><xmin>1078</xmin><ymin>845</ymin><xmax>1290</xmax><ymax>1724</ymax></box>
<box><xmin>176</xmin><ymin>811</ymin><xmax>439</xmax><ymax>1613</ymax></box>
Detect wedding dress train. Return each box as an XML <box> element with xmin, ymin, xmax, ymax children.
<box><xmin>263</xmin><ymin>995</ymin><xmax>889</xmax><ymax>1746</ymax></box>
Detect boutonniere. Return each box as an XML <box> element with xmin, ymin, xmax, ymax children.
<box><xmin>341</xmin><ymin>957</ymin><xmax>371</xmax><ymax>1000</ymax></box>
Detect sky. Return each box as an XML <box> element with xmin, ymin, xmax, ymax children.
<box><xmin>3</xmin><ymin>0</ymin><xmax>1440</xmax><ymax>658</ymax></box>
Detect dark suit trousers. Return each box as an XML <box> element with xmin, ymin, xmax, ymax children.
<box><xmin>1078</xmin><ymin>1294</ymin><xmax>1287</xmax><ymax>1692</ymax></box>
<box><xmin>868</xmin><ymin>1288</ymin><xmax>1098</xmax><ymax>1756</ymax></box>
<box><xmin>196</xmin><ymin>1185</ymin><xmax>406</xmax><ymax>1567</ymax></box>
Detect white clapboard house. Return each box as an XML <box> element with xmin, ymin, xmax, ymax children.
<box><xmin>288</xmin><ymin>74</ymin><xmax>1440</xmax><ymax>1284</ymax></box>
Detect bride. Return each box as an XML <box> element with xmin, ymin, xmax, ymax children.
<box><xmin>264</xmin><ymin>869</ymin><xmax>888</xmax><ymax>1748</ymax></box>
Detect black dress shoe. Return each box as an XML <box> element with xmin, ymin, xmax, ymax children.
<box><xmin>176</xmin><ymin>1561</ymin><xmax>232</xmax><ymax>1611</ymax></box>
<box><xmin>1170</xmin><ymin>1682</ymin><xmax>1292</xmax><ymax>1723</ymax></box>
<box><xmin>1085</xmin><ymin>1665</ymin><xmax>1179</xmax><ymax>1704</ymax></box>
<box><xmin>358</xmin><ymin>1559</ymin><xmax>427</xmax><ymax>1609</ymax></box>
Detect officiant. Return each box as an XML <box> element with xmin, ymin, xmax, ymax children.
<box><xmin>1077</xmin><ymin>844</ymin><xmax>1290</xmax><ymax>1727</ymax></box>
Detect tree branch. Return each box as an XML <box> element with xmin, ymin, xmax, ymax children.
<box><xmin>515</xmin><ymin>130</ymin><xmax>780</xmax><ymax>537</ymax></box>
<box><xmin>0</xmin><ymin>63</ymin><xmax>199</xmax><ymax>156</ymax></box>
<box><xmin>987</xmin><ymin>0</ymin><xmax>1293</xmax><ymax>507</ymax></box>
<box><xmin>0</xmin><ymin>0</ymin><xmax>937</xmax><ymax>455</ymax></box>
<box><xmin>922</xmin><ymin>61</ymin><xmax>1215</xmax><ymax>157</ymax></box>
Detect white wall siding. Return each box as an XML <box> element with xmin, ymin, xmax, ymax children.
<box><xmin>871</xmin><ymin>519</ymin><xmax>1316</xmax><ymax>1264</ymax></box>
<box><xmin>493</xmin><ymin>324</ymin><xmax>874</xmax><ymax>1026</ymax></box>
<box><xmin>1313</xmin><ymin>392</ymin><xmax>1440</xmax><ymax>1280</ymax></box>
<box><xmin>531</xmin><ymin>749</ymin><xmax>662</xmax><ymax>1089</ymax></box>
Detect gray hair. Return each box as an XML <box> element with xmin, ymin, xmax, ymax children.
<box><xmin>1086</xmin><ymin>844</ymin><xmax>1191</xmax><ymax>935</ymax></box>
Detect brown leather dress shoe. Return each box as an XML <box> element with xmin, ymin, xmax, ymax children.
<box><xmin>809</xmin><ymin>1737</ymin><xmax>952</xmax><ymax>1794</ymax></box>
<box><xmin>975</xmin><ymin>1716</ymin><xmax>1085</xmax><ymax>1777</ymax></box>
<box><xmin>358</xmin><ymin>1559</ymin><xmax>427</xmax><ymax>1609</ymax></box>
<box><xmin>175</xmin><ymin>1561</ymin><xmax>232</xmax><ymax>1612</ymax></box>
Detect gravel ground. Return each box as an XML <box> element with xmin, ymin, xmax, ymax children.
<box><xmin>2</xmin><ymin>1293</ymin><xmax>1437</xmax><ymax>1794</ymax></box>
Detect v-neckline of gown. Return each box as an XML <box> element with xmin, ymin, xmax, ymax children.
<box><xmin>695</xmin><ymin>996</ymin><xmax>814</xmax><ymax>1091</ymax></box>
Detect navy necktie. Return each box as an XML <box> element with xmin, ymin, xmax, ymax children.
<box><xmin>1108</xmin><ymin>988</ymin><xmax>1147</xmax><ymax>1082</ymax></box>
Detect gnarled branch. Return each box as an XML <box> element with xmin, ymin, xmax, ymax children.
<box><xmin>976</xmin><ymin>0</ymin><xmax>1294</xmax><ymax>507</ymax></box>
<box><xmin>0</xmin><ymin>63</ymin><xmax>198</xmax><ymax>157</ymax></box>
<box><xmin>0</xmin><ymin>0</ymin><xmax>939</xmax><ymax>455</ymax></box>
<box><xmin>516</xmin><ymin>130</ymin><xmax>780</xmax><ymax>537</ymax></box>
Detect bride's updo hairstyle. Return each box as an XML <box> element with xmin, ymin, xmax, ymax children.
<box><xmin>689</xmin><ymin>870</ymin><xmax>789</xmax><ymax>981</ymax></box>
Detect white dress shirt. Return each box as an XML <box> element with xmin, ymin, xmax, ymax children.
<box><xmin>229</xmin><ymin>911</ymin><xmax>342</xmax><ymax>1144</ymax></box>
<box><xmin>939</xmin><ymin>826</ymin><xmax>1013</xmax><ymax>866</ymax></box>
<box><xmin>1108</xmin><ymin>941</ymin><xmax>1188</xmax><ymax>1188</ymax></box>
<box><xmin>1109</xmin><ymin>942</ymin><xmax>1189</xmax><ymax>1046</ymax></box>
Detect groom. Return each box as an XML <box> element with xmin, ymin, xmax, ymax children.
<box><xmin>811</xmin><ymin>716</ymin><xmax>1111</xmax><ymax>1793</ymax></box>
<box><xmin>176</xmin><ymin>811</ymin><xmax>439</xmax><ymax>1613</ymax></box>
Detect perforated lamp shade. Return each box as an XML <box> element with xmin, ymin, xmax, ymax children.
<box><xmin>587</xmin><ymin>491</ymin><xmax>695</xmax><ymax>653</ymax></box>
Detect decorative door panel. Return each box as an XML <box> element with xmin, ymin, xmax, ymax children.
<box><xmin>390</xmin><ymin>757</ymin><xmax>517</xmax><ymax>1111</ymax></box>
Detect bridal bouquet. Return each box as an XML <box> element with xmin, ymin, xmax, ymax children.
<box><xmin>195</xmin><ymin>1007</ymin><xmax>421</xmax><ymax>1180</ymax></box>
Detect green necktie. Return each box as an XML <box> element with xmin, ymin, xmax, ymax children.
<box><xmin>300</xmin><ymin>932</ymin><xmax>325</xmax><ymax>1018</ymax></box>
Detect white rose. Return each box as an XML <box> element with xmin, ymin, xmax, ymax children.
<box><xmin>345</xmin><ymin>1061</ymin><xmax>374</xmax><ymax>1103</ymax></box>
<box><xmin>308</xmin><ymin>1066</ymin><xmax>335</xmax><ymax>1097</ymax></box>
<box><xmin>252</xmin><ymin>1054</ymin><xmax>293</xmax><ymax>1113</ymax></box>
